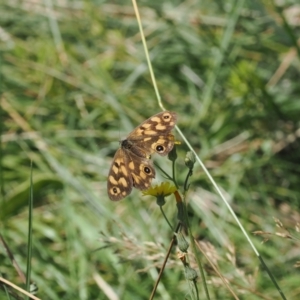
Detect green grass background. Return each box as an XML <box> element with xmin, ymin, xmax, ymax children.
<box><xmin>1</xmin><ymin>0</ymin><xmax>300</xmax><ymax>299</ymax></box>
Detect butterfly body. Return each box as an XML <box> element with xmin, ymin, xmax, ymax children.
<box><xmin>107</xmin><ymin>111</ymin><xmax>177</xmax><ymax>201</ymax></box>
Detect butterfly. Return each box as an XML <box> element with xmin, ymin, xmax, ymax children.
<box><xmin>107</xmin><ymin>111</ymin><xmax>177</xmax><ymax>201</ymax></box>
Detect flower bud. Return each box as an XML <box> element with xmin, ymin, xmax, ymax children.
<box><xmin>184</xmin><ymin>265</ymin><xmax>198</xmax><ymax>281</ymax></box>
<box><xmin>185</xmin><ymin>151</ymin><xmax>195</xmax><ymax>170</ymax></box>
<box><xmin>176</xmin><ymin>232</ymin><xmax>189</xmax><ymax>253</ymax></box>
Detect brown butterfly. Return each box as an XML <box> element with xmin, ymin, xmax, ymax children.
<box><xmin>107</xmin><ymin>111</ymin><xmax>177</xmax><ymax>201</ymax></box>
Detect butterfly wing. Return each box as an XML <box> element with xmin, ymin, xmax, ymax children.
<box><xmin>107</xmin><ymin>148</ymin><xmax>133</xmax><ymax>201</ymax></box>
<box><xmin>107</xmin><ymin>148</ymin><xmax>156</xmax><ymax>201</ymax></box>
<box><xmin>126</xmin><ymin>111</ymin><xmax>177</xmax><ymax>156</ymax></box>
<box><xmin>123</xmin><ymin>149</ymin><xmax>156</xmax><ymax>191</ymax></box>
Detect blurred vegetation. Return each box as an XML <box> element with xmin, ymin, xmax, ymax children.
<box><xmin>1</xmin><ymin>0</ymin><xmax>300</xmax><ymax>299</ymax></box>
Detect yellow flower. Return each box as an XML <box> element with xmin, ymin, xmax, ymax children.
<box><xmin>143</xmin><ymin>182</ymin><xmax>177</xmax><ymax>206</ymax></box>
<box><xmin>143</xmin><ymin>182</ymin><xmax>177</xmax><ymax>197</ymax></box>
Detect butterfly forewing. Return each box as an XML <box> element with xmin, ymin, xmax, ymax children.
<box><xmin>128</xmin><ymin>111</ymin><xmax>177</xmax><ymax>139</ymax></box>
<box><xmin>127</xmin><ymin>111</ymin><xmax>177</xmax><ymax>157</ymax></box>
<box><xmin>107</xmin><ymin>149</ymin><xmax>133</xmax><ymax>201</ymax></box>
<box><xmin>107</xmin><ymin>111</ymin><xmax>177</xmax><ymax>201</ymax></box>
